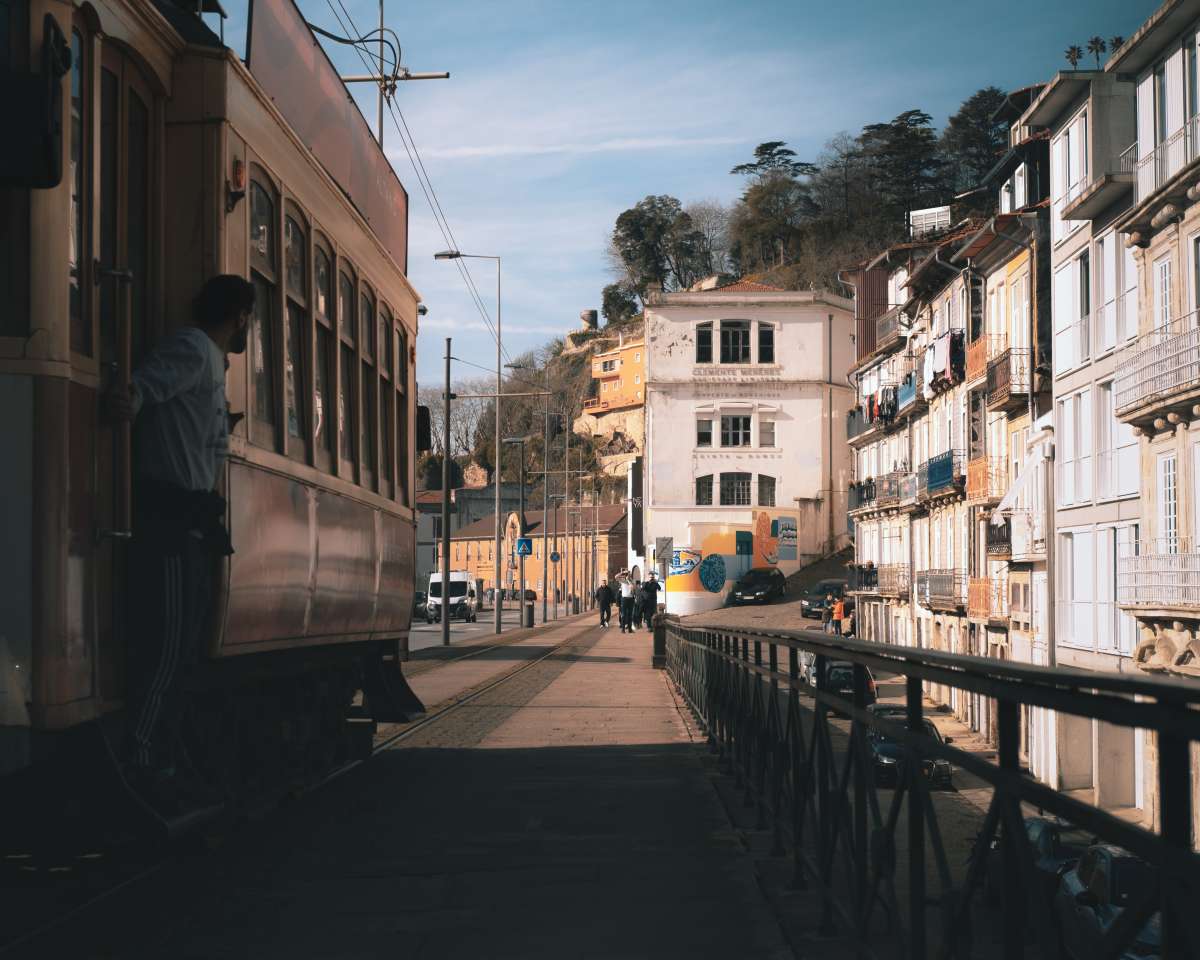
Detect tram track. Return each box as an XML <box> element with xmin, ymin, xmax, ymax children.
<box><xmin>0</xmin><ymin>618</ymin><xmax>598</xmax><ymax>958</ymax></box>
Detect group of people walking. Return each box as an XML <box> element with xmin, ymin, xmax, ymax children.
<box><xmin>594</xmin><ymin>571</ymin><xmax>660</xmax><ymax>632</ymax></box>
<box><xmin>821</xmin><ymin>594</ymin><xmax>854</xmax><ymax>637</ymax></box>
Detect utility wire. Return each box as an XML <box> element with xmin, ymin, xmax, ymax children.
<box><xmin>318</xmin><ymin>0</ymin><xmax>511</xmax><ymax>364</ymax></box>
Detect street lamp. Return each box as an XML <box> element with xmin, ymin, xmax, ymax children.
<box><xmin>503</xmin><ymin>437</ymin><xmax>529</xmax><ymax>626</ymax></box>
<box><xmin>548</xmin><ymin>493</ymin><xmax>566</xmax><ymax>619</ymax></box>
<box><xmin>434</xmin><ymin>249</ymin><xmax>503</xmax><ymax>633</ymax></box>
<box><xmin>507</xmin><ymin>361</ymin><xmax>555</xmax><ymax>625</ymax></box>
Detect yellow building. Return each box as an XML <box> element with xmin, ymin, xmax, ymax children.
<box><xmin>583</xmin><ymin>337</ymin><xmax>645</xmax><ymax>414</ymax></box>
<box><xmin>435</xmin><ymin>505</ymin><xmax>627</xmax><ymax>603</ymax></box>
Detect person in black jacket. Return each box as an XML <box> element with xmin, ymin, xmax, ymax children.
<box><xmin>594</xmin><ymin>580</ymin><xmax>614</xmax><ymax>627</ymax></box>
<box><xmin>632</xmin><ymin>578</ymin><xmax>644</xmax><ymax>629</ymax></box>
<box><xmin>640</xmin><ymin>572</ymin><xmax>661</xmax><ymax>630</ymax></box>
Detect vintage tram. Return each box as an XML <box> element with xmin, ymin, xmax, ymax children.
<box><xmin>0</xmin><ymin>0</ymin><xmax>427</xmax><ymax>807</ymax></box>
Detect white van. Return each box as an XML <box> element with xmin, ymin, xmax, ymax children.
<box><xmin>427</xmin><ymin>571</ymin><xmax>480</xmax><ymax>623</ymax></box>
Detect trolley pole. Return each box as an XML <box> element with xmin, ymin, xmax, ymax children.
<box><xmin>564</xmin><ymin>426</ymin><xmax>571</xmax><ymax>615</ymax></box>
<box><xmin>541</xmin><ymin>408</ymin><xmax>550</xmax><ymax>623</ymax></box>
<box><xmin>441</xmin><ymin>337</ymin><xmax>452</xmax><ymax>648</ymax></box>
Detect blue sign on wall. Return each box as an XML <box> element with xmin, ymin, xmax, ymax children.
<box><xmin>516</xmin><ymin>537</ymin><xmax>533</xmax><ymax>556</ymax></box>
<box><xmin>550</xmin><ymin>551</ymin><xmax>560</xmax><ymax>563</ymax></box>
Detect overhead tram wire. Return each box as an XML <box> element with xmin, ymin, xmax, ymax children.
<box><xmin>319</xmin><ymin>0</ymin><xmax>512</xmax><ymax>365</ymax></box>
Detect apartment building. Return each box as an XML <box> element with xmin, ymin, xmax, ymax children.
<box><xmin>642</xmin><ymin>282</ymin><xmax>853</xmax><ymax>614</ymax></box>
<box><xmin>1107</xmin><ymin>0</ymin><xmax>1200</xmax><ymax>834</ymax></box>
<box><xmin>584</xmin><ymin>336</ymin><xmax>645</xmax><ymax>413</ymax></box>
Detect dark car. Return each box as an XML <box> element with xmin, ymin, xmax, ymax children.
<box><xmin>815</xmin><ymin>661</ymin><xmax>878</xmax><ymax>715</ymax></box>
<box><xmin>1054</xmin><ymin>844</ymin><xmax>1160</xmax><ymax>960</ymax></box>
<box><xmin>727</xmin><ymin>567</ymin><xmax>787</xmax><ymax>605</ymax></box>
<box><xmin>800</xmin><ymin>579</ymin><xmax>848</xmax><ymax>619</ymax></box>
<box><xmin>413</xmin><ymin>590</ymin><xmax>427</xmax><ymax>619</ymax></box>
<box><xmin>868</xmin><ymin>716</ymin><xmax>953</xmax><ymax>787</ymax></box>
<box><xmin>982</xmin><ymin>817</ymin><xmax>1093</xmax><ymax>907</ymax></box>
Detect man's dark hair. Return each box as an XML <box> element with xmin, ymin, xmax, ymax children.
<box><xmin>193</xmin><ymin>274</ymin><xmax>255</xmax><ymax>327</ymax></box>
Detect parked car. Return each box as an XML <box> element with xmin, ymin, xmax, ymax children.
<box><xmin>811</xmin><ymin>660</ymin><xmax>878</xmax><ymax>714</ymax></box>
<box><xmin>982</xmin><ymin>817</ymin><xmax>1093</xmax><ymax>908</ymax></box>
<box><xmin>867</xmin><ymin>716</ymin><xmax>953</xmax><ymax>787</ymax></box>
<box><xmin>1054</xmin><ymin>844</ymin><xmax>1160</xmax><ymax>959</ymax></box>
<box><xmin>799</xmin><ymin>579</ymin><xmax>847</xmax><ymax>619</ymax></box>
<box><xmin>412</xmin><ymin>590</ymin><xmax>427</xmax><ymax>620</ymax></box>
<box><xmin>726</xmin><ymin>567</ymin><xmax>787</xmax><ymax>605</ymax></box>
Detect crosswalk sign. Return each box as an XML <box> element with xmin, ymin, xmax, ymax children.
<box><xmin>516</xmin><ymin>537</ymin><xmax>533</xmax><ymax>556</ymax></box>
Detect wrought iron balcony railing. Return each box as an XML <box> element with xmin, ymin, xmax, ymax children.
<box><xmin>966</xmin><ymin>455</ymin><xmax>1006</xmax><ymax>504</ymax></box>
<box><xmin>876</xmin><ymin>562</ymin><xmax>911</xmax><ymax>598</ymax></box>
<box><xmin>915</xmin><ymin>568</ymin><xmax>966</xmax><ymax>610</ymax></box>
<box><xmin>662</xmin><ymin>621</ymin><xmax>1200</xmax><ymax>960</ymax></box>
<box><xmin>1114</xmin><ymin>310</ymin><xmax>1200</xmax><ymax>424</ymax></box>
<box><xmin>986</xmin><ymin>517</ymin><xmax>1011</xmax><ymax>558</ymax></box>
<box><xmin>986</xmin><ymin>347</ymin><xmax>1030</xmax><ymax>413</ymax></box>
<box><xmin>918</xmin><ymin>450</ymin><xmax>965</xmax><ymax>501</ymax></box>
<box><xmin>847</xmin><ymin>407</ymin><xmax>874</xmax><ymax>441</ymax></box>
<box><xmin>876</xmin><ymin>307</ymin><xmax>903</xmax><ymax>353</ymax></box>
<box><xmin>1118</xmin><ymin>537</ymin><xmax>1200</xmax><ymax>610</ymax></box>
<box><xmin>898</xmin><ymin>471</ymin><xmax>919</xmax><ymax>509</ymax></box>
<box><xmin>848</xmin><ymin>564</ymin><xmax>877</xmax><ymax>592</ymax></box>
<box><xmin>897</xmin><ymin>371</ymin><xmax>918</xmax><ymax>411</ymax></box>
<box><xmin>1008</xmin><ymin>509</ymin><xmax>1045</xmax><ymax>563</ymax></box>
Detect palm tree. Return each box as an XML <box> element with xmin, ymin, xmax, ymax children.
<box><xmin>1065</xmin><ymin>45</ymin><xmax>1084</xmax><ymax>69</ymax></box>
<box><xmin>1087</xmin><ymin>36</ymin><xmax>1107</xmax><ymax>68</ymax></box>
<box><xmin>1110</xmin><ymin>35</ymin><xmax>1125</xmax><ymax>52</ymax></box>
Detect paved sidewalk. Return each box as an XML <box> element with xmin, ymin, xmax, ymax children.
<box><xmin>12</xmin><ymin>619</ymin><xmax>794</xmax><ymax>959</ymax></box>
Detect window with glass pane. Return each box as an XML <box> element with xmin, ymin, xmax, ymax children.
<box><xmin>250</xmin><ymin>182</ymin><xmax>274</xmax><ymax>265</ymax></box>
<box><xmin>758</xmin><ymin>475</ymin><xmax>776</xmax><ymax>506</ymax></box>
<box><xmin>695</xmin><ymin>475</ymin><xmax>713</xmax><ymax>505</ymax></box>
<box><xmin>696</xmin><ymin>322</ymin><xmax>712</xmax><ymax>363</ymax></box>
<box><xmin>758</xmin><ymin>323</ymin><xmax>775</xmax><ymax>363</ymax></box>
<box><xmin>98</xmin><ymin>68</ymin><xmax>117</xmax><ymax>359</ymax></box>
<box><xmin>69</xmin><ymin>28</ymin><xmax>89</xmax><ymax>354</ymax></box>
<box><xmin>339</xmin><ymin>271</ymin><xmax>356</xmax><ymax>343</ymax></box>
<box><xmin>720</xmin><ymin>472</ymin><xmax>751</xmax><ymax>506</ymax></box>
<box><xmin>721</xmin><ymin>414</ymin><xmax>751</xmax><ymax>446</ymax></box>
<box><xmin>361</xmin><ymin>291</ymin><xmax>375</xmax><ymax>358</ymax></box>
<box><xmin>285</xmin><ymin>303</ymin><xmax>308</xmax><ymax>451</ymax></box>
<box><xmin>696</xmin><ymin>419</ymin><xmax>712</xmax><ymax>447</ymax></box>
<box><xmin>314</xmin><ymin>325</ymin><xmax>332</xmax><ymax>458</ymax></box>
<box><xmin>339</xmin><ymin>347</ymin><xmax>356</xmax><ymax>466</ymax></box>
<box><xmin>361</xmin><ymin>363</ymin><xmax>376</xmax><ymax>486</ymax></box>
<box><xmin>381</xmin><ymin>385</ymin><xmax>393</xmax><ymax>489</ymax></box>
<box><xmin>284</xmin><ymin>216</ymin><xmax>306</xmax><ymax>299</ymax></box>
<box><xmin>720</xmin><ymin>320</ymin><xmax>751</xmax><ymax>363</ymax></box>
<box><xmin>380</xmin><ymin>306</ymin><xmax>392</xmax><ymax>377</ymax></box>
<box><xmin>760</xmin><ymin>420</ymin><xmax>775</xmax><ymax>447</ymax></box>
<box><xmin>251</xmin><ymin>274</ymin><xmax>277</xmax><ymax>434</ymax></box>
<box><xmin>315</xmin><ymin>247</ymin><xmax>332</xmax><ymax>323</ymax></box>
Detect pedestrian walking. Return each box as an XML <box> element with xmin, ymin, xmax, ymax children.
<box><xmin>617</xmin><ymin>573</ymin><xmax>636</xmax><ymax>632</ymax></box>
<box><xmin>105</xmin><ymin>274</ymin><xmax>252</xmax><ymax>817</ymax></box>
<box><xmin>640</xmin><ymin>572</ymin><xmax>661</xmax><ymax>630</ymax></box>
<box><xmin>595</xmin><ymin>580</ymin><xmax>614</xmax><ymax>627</ymax></box>
<box><xmin>632</xmin><ymin>578</ymin><xmax>644</xmax><ymax>630</ymax></box>
<box><xmin>842</xmin><ymin>609</ymin><xmax>856</xmax><ymax>639</ymax></box>
<box><xmin>832</xmin><ymin>597</ymin><xmax>845</xmax><ymax>637</ymax></box>
<box><xmin>821</xmin><ymin>594</ymin><xmax>834</xmax><ymax>634</ymax></box>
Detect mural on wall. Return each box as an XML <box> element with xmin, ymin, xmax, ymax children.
<box><xmin>776</xmin><ymin>516</ymin><xmax>798</xmax><ymax>561</ymax></box>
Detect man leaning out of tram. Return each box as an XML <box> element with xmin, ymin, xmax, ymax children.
<box><xmin>107</xmin><ymin>275</ymin><xmax>252</xmax><ymax>816</ymax></box>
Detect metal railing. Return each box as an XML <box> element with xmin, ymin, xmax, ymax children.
<box><xmin>849</xmin><ymin>478</ymin><xmax>877</xmax><ymax>512</ymax></box>
<box><xmin>847</xmin><ymin>408</ymin><xmax>874</xmax><ymax>441</ymax></box>
<box><xmin>662</xmin><ymin>619</ymin><xmax>1200</xmax><ymax>959</ymax></box>
<box><xmin>968</xmin><ymin>577</ymin><xmax>990</xmax><ymax>619</ymax></box>
<box><xmin>986</xmin><ymin>517</ymin><xmax>1011</xmax><ymax>558</ymax></box>
<box><xmin>915</xmin><ymin>568</ymin><xmax>966</xmax><ymax>610</ymax></box>
<box><xmin>1135</xmin><ymin>115</ymin><xmax>1200</xmax><ymax>204</ymax></box>
<box><xmin>986</xmin><ymin>347</ymin><xmax>1030</xmax><ymax>409</ymax></box>
<box><xmin>898</xmin><ymin>471</ymin><xmax>919</xmax><ymax>507</ymax></box>
<box><xmin>1114</xmin><ymin>310</ymin><xmax>1200</xmax><ymax>417</ymax></box>
<box><xmin>966</xmin><ymin>455</ymin><xmax>1005</xmax><ymax>504</ymax></box>
<box><xmin>1118</xmin><ymin>537</ymin><xmax>1200</xmax><ymax>608</ymax></box>
<box><xmin>965</xmin><ymin>335</ymin><xmax>996</xmax><ymax>384</ymax></box>
<box><xmin>877</xmin><ymin>308</ymin><xmax>903</xmax><ymax>352</ymax></box>
<box><xmin>877</xmin><ymin>562</ymin><xmax>911</xmax><ymax>598</ymax></box>
<box><xmin>897</xmin><ymin>372</ymin><xmax>918</xmax><ymax>411</ymax></box>
<box><xmin>876</xmin><ymin>470</ymin><xmax>905</xmax><ymax>509</ymax></box>
<box><xmin>919</xmin><ymin>450</ymin><xmax>965</xmax><ymax>500</ymax></box>
<box><xmin>848</xmin><ymin>564</ymin><xmax>878</xmax><ymax>592</ymax></box>
<box><xmin>1119</xmin><ymin>141</ymin><xmax>1137</xmax><ymax>173</ymax></box>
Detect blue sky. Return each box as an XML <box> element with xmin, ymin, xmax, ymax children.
<box><xmin>223</xmin><ymin>0</ymin><xmax>1156</xmax><ymax>387</ymax></box>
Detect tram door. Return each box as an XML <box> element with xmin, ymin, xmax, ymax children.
<box><xmin>94</xmin><ymin>45</ymin><xmax>155</xmax><ymax>701</ymax></box>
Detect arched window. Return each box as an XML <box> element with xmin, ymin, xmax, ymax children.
<box><xmin>249</xmin><ymin>175</ymin><xmax>279</xmax><ymax>449</ymax></box>
<box><xmin>396</xmin><ymin>323</ymin><xmax>409</xmax><ymax>505</ymax></box>
<box><xmin>313</xmin><ymin>240</ymin><xmax>334</xmax><ymax>471</ymax></box>
<box><xmin>283</xmin><ymin>208</ymin><xmax>310</xmax><ymax>462</ymax></box>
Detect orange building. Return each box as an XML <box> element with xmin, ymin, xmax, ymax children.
<box><xmin>583</xmin><ymin>337</ymin><xmax>645</xmax><ymax>414</ymax></box>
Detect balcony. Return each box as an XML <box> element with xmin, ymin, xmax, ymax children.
<box><xmin>1061</xmin><ymin>147</ymin><xmax>1135</xmax><ymax>222</ymax></box>
<box><xmin>875</xmin><ymin>470</ymin><xmax>905</xmax><ymax>509</ymax></box>
<box><xmin>1009</xmin><ymin>510</ymin><xmax>1046</xmax><ymax>563</ymax></box>
<box><xmin>877</xmin><ymin>563</ymin><xmax>911</xmax><ymax>598</ymax></box>
<box><xmin>970</xmin><ymin>575</ymin><xmax>1010</xmax><ymax>622</ymax></box>
<box><xmin>582</xmin><ymin>397</ymin><xmax>609</xmax><ymax>412</ymax></box>
<box><xmin>918</xmin><ymin>450</ymin><xmax>965</xmax><ymax>502</ymax></box>
<box><xmin>1118</xmin><ymin>539</ymin><xmax>1200</xmax><ymax>614</ymax></box>
<box><xmin>966</xmin><ymin>455</ymin><xmax>1005</xmax><ymax>505</ymax></box>
<box><xmin>846</xmin><ymin>407</ymin><xmax>874</xmax><ymax>442</ymax></box>
<box><xmin>986</xmin><ymin>517</ymin><xmax>1012</xmax><ymax>559</ymax></box>
<box><xmin>848</xmin><ymin>564</ymin><xmax>877</xmax><ymax>593</ymax></box>
<box><xmin>876</xmin><ymin>307</ymin><xmax>904</xmax><ymax>354</ymax></box>
<box><xmin>848</xmin><ymin>478</ymin><xmax>877</xmax><ymax>513</ymax></box>
<box><xmin>966</xmin><ymin>335</ymin><xmax>996</xmax><ymax>385</ymax></box>
<box><xmin>1134</xmin><ymin>115</ymin><xmax>1200</xmax><ymax>206</ymax></box>
<box><xmin>897</xmin><ymin>371</ymin><xmax>919</xmax><ymax>412</ymax></box>
<box><xmin>898</xmin><ymin>471</ymin><xmax>919</xmax><ymax>511</ymax></box>
<box><xmin>1113</xmin><ymin>311</ymin><xmax>1200</xmax><ymax>429</ymax></box>
<box><xmin>915</xmin><ymin>569</ymin><xmax>966</xmax><ymax>611</ymax></box>
<box><xmin>986</xmin><ymin>348</ymin><xmax>1031</xmax><ymax>413</ymax></box>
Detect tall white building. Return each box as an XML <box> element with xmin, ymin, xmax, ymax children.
<box><xmin>641</xmin><ymin>280</ymin><xmax>854</xmax><ymax>614</ymax></box>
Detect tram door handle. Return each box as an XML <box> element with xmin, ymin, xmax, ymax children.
<box><xmin>95</xmin><ymin>260</ymin><xmax>134</xmax><ymax>540</ymax></box>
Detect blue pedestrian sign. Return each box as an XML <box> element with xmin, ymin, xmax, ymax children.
<box><xmin>516</xmin><ymin>537</ymin><xmax>533</xmax><ymax>556</ymax></box>
<box><xmin>550</xmin><ymin>551</ymin><xmax>560</xmax><ymax>563</ymax></box>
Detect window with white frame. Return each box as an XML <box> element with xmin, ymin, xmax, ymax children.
<box><xmin>601</xmin><ymin>358</ymin><xmax>617</xmax><ymax>372</ymax></box>
<box><xmin>1061</xmin><ymin>524</ymin><xmax>1139</xmax><ymax>655</ymax></box>
<box><xmin>1097</xmin><ymin>232</ymin><xmax>1118</xmax><ymax>353</ymax></box>
<box><xmin>759</xmin><ymin>419</ymin><xmax>775</xmax><ymax>448</ymax></box>
<box><xmin>1053</xmin><ymin>252</ymin><xmax>1090</xmax><ymax>374</ymax></box>
<box><xmin>696</xmin><ymin>418</ymin><xmax>713</xmax><ymax>448</ymax></box>
<box><xmin>1096</xmin><ymin>381</ymin><xmax>1138</xmax><ymax>500</ymax></box>
<box><xmin>1051</xmin><ymin>108</ymin><xmax>1088</xmax><ymax>242</ymax></box>
<box><xmin>1158</xmin><ymin>451</ymin><xmax>1178</xmax><ymax>553</ymax></box>
<box><xmin>720</xmin><ymin>414</ymin><xmax>751</xmax><ymax>446</ymax></box>
<box><xmin>1058</xmin><ymin>529</ymin><xmax>1095</xmax><ymax>648</ymax></box>
<box><xmin>1154</xmin><ymin>254</ymin><xmax>1172</xmax><ymax>331</ymax></box>
<box><xmin>1121</xmin><ymin>243</ymin><xmax>1138</xmax><ymax>342</ymax></box>
<box><xmin>1057</xmin><ymin>388</ymin><xmax>1092</xmax><ymax>506</ymax></box>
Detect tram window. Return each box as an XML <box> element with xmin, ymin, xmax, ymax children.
<box><xmin>338</xmin><ymin>270</ymin><xmax>355</xmax><ymax>344</ymax></box>
<box><xmin>380</xmin><ymin>307</ymin><xmax>391</xmax><ymax>378</ymax></box>
<box><xmin>361</xmin><ymin>366</ymin><xmax>376</xmax><ymax>489</ymax></box>
<box><xmin>127</xmin><ymin>90</ymin><xmax>150</xmax><ymax>361</ymax></box>
<box><xmin>315</xmin><ymin>245</ymin><xmax>332</xmax><ymax>322</ymax></box>
<box><xmin>361</xmin><ymin>289</ymin><xmax>375</xmax><ymax>359</ymax></box>
<box><xmin>314</xmin><ymin>325</ymin><xmax>333</xmax><ymax>463</ymax></box>
<box><xmin>98</xmin><ymin>68</ymin><xmax>118</xmax><ymax>360</ymax></box>
<box><xmin>285</xmin><ymin>303</ymin><xmax>309</xmax><ymax>456</ymax></box>
<box><xmin>250</xmin><ymin>182</ymin><xmax>274</xmax><ymax>267</ymax></box>
<box><xmin>284</xmin><ymin>216</ymin><xmax>305</xmax><ymax>300</ymax></box>
<box><xmin>396</xmin><ymin>326</ymin><xmax>409</xmax><ymax>505</ymax></box>
<box><xmin>338</xmin><ymin>346</ymin><xmax>356</xmax><ymax>471</ymax></box>
<box><xmin>69</xmin><ymin>28</ymin><xmax>90</xmax><ymax>355</ymax></box>
<box><xmin>250</xmin><ymin>275</ymin><xmax>277</xmax><ymax>440</ymax></box>
<box><xmin>380</xmin><ymin>305</ymin><xmax>393</xmax><ymax>495</ymax></box>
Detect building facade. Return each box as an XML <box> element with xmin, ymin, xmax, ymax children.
<box><xmin>415</xmin><ymin>482</ymin><xmax>524</xmax><ymax>589</ymax></box>
<box><xmin>576</xmin><ymin>331</ymin><xmax>647</xmax><ymax>479</ymax></box>
<box><xmin>642</xmin><ymin>282</ymin><xmax>854</xmax><ymax>614</ymax></box>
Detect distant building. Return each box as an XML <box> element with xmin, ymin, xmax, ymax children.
<box><xmin>415</xmin><ymin>482</ymin><xmax>524</xmax><ymax>589</ymax></box>
<box><xmin>641</xmin><ymin>281</ymin><xmax>855</xmax><ymax>613</ymax></box>
<box><xmin>584</xmin><ymin>334</ymin><xmax>646</xmax><ymax>414</ymax></box>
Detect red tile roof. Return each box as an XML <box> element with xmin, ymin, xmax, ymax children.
<box><xmin>450</xmin><ymin>504</ymin><xmax>627</xmax><ymax>540</ymax></box>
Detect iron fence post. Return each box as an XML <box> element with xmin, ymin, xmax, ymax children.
<box><xmin>853</xmin><ymin>663</ymin><xmax>868</xmax><ymax>929</ymax></box>
<box><xmin>1158</xmin><ymin>716</ymin><xmax>1192</xmax><ymax>958</ymax></box>
<box><xmin>907</xmin><ymin>675</ymin><xmax>925</xmax><ymax>960</ymax></box>
<box><xmin>817</xmin><ymin>654</ymin><xmax>835</xmax><ymax>934</ymax></box>
<box><xmin>998</xmin><ymin>698</ymin><xmax>1024</xmax><ymax>960</ymax></box>
<box><xmin>651</xmin><ymin>613</ymin><xmax>666</xmax><ymax>669</ymax></box>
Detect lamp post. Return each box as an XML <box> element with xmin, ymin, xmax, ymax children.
<box><xmin>548</xmin><ymin>493</ymin><xmax>566</xmax><ymax>619</ymax></box>
<box><xmin>434</xmin><ymin>250</ymin><xmax>502</xmax><ymax>633</ymax></box>
<box><xmin>441</xmin><ymin>337</ymin><xmax>452</xmax><ymax>647</ymax></box>
<box><xmin>503</xmin><ymin>437</ymin><xmax>527</xmax><ymax>627</ymax></box>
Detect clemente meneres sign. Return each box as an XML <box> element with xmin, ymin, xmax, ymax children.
<box><xmin>246</xmin><ymin>0</ymin><xmax>409</xmax><ymax>272</ymax></box>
